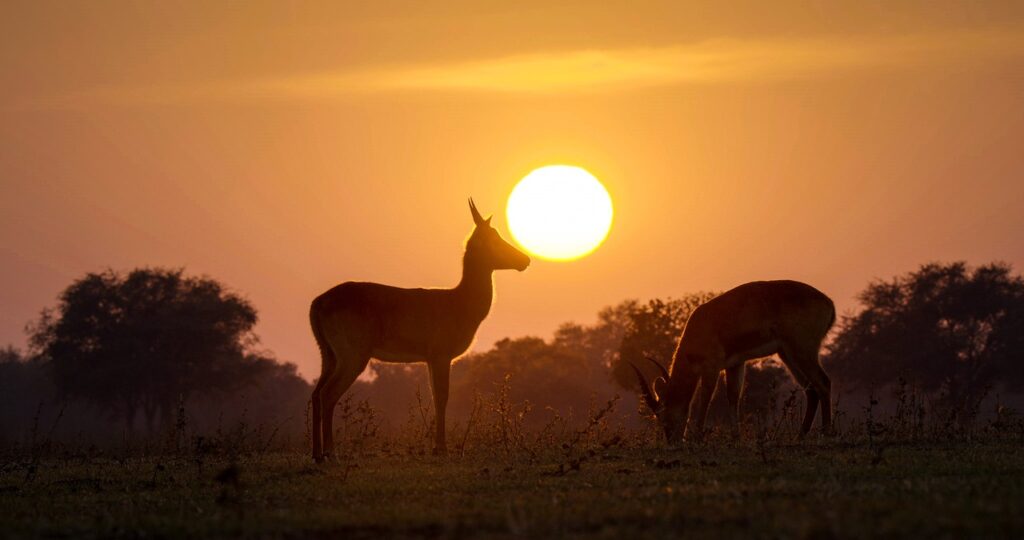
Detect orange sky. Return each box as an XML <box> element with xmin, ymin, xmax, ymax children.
<box><xmin>3</xmin><ymin>2</ymin><xmax>1024</xmax><ymax>380</ymax></box>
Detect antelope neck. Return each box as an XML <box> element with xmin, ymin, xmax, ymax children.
<box><xmin>455</xmin><ymin>251</ymin><xmax>493</xmax><ymax>319</ymax></box>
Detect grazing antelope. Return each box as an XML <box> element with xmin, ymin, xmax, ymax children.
<box><xmin>632</xmin><ymin>280</ymin><xmax>836</xmax><ymax>444</ymax></box>
<box><xmin>309</xmin><ymin>199</ymin><xmax>530</xmax><ymax>462</ymax></box>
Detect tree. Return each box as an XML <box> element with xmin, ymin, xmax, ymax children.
<box><xmin>29</xmin><ymin>268</ymin><xmax>265</xmax><ymax>433</ymax></box>
<box><xmin>610</xmin><ymin>293</ymin><xmax>718</xmax><ymax>390</ymax></box>
<box><xmin>355</xmin><ymin>307</ymin><xmax>635</xmax><ymax>431</ymax></box>
<box><xmin>0</xmin><ymin>346</ymin><xmax>51</xmax><ymax>443</ymax></box>
<box><xmin>552</xmin><ymin>300</ymin><xmax>636</xmax><ymax>373</ymax></box>
<box><xmin>451</xmin><ymin>336</ymin><xmax>618</xmax><ymax>423</ymax></box>
<box><xmin>826</xmin><ymin>262</ymin><xmax>1024</xmax><ymax>412</ymax></box>
<box><xmin>186</xmin><ymin>352</ymin><xmax>312</xmax><ymax>442</ymax></box>
<box><xmin>353</xmin><ymin>362</ymin><xmax>431</xmax><ymax>429</ymax></box>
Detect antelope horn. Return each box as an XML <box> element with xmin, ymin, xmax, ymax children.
<box><xmin>468</xmin><ymin>198</ymin><xmax>484</xmax><ymax>225</ymax></box>
<box><xmin>629</xmin><ymin>361</ymin><xmax>660</xmax><ymax>414</ymax></box>
<box><xmin>644</xmin><ymin>355</ymin><xmax>670</xmax><ymax>380</ymax></box>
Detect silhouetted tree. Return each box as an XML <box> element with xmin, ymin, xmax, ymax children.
<box><xmin>552</xmin><ymin>300</ymin><xmax>636</xmax><ymax>373</ymax></box>
<box><xmin>450</xmin><ymin>336</ymin><xmax>618</xmax><ymax>423</ymax></box>
<box><xmin>826</xmin><ymin>262</ymin><xmax>1024</xmax><ymax>413</ymax></box>
<box><xmin>738</xmin><ymin>359</ymin><xmax>797</xmax><ymax>422</ymax></box>
<box><xmin>352</xmin><ymin>362</ymin><xmax>431</xmax><ymax>429</ymax></box>
<box><xmin>187</xmin><ymin>352</ymin><xmax>312</xmax><ymax>441</ymax></box>
<box><xmin>28</xmin><ymin>268</ymin><xmax>265</xmax><ymax>433</ymax></box>
<box><xmin>611</xmin><ymin>293</ymin><xmax>718</xmax><ymax>390</ymax></box>
<box><xmin>0</xmin><ymin>347</ymin><xmax>51</xmax><ymax>443</ymax></box>
<box><xmin>357</xmin><ymin>332</ymin><xmax>625</xmax><ymax>431</ymax></box>
<box><xmin>0</xmin><ymin>345</ymin><xmax>20</xmax><ymax>363</ymax></box>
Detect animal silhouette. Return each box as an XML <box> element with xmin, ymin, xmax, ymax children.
<box><xmin>309</xmin><ymin>199</ymin><xmax>530</xmax><ymax>462</ymax></box>
<box><xmin>632</xmin><ymin>280</ymin><xmax>835</xmax><ymax>444</ymax></box>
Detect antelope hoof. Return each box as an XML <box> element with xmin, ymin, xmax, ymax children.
<box><xmin>433</xmin><ymin>446</ymin><xmax>448</xmax><ymax>457</ymax></box>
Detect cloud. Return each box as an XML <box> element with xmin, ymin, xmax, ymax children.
<box><xmin>20</xmin><ymin>30</ymin><xmax>1024</xmax><ymax>108</ymax></box>
<box><xmin>259</xmin><ymin>30</ymin><xmax>1024</xmax><ymax>97</ymax></box>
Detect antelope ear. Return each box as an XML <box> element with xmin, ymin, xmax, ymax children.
<box><xmin>653</xmin><ymin>377</ymin><xmax>667</xmax><ymax>401</ymax></box>
<box><xmin>469</xmin><ymin>198</ymin><xmax>484</xmax><ymax>226</ymax></box>
<box><xmin>484</xmin><ymin>215</ymin><xmax>492</xmax><ymax>226</ymax></box>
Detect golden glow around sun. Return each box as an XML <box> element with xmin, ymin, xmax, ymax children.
<box><xmin>506</xmin><ymin>165</ymin><xmax>613</xmax><ymax>261</ymax></box>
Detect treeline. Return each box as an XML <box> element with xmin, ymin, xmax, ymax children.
<box><xmin>350</xmin><ymin>262</ymin><xmax>1024</xmax><ymax>433</ymax></box>
<box><xmin>827</xmin><ymin>262</ymin><xmax>1024</xmax><ymax>423</ymax></box>
<box><xmin>0</xmin><ymin>269</ymin><xmax>310</xmax><ymax>446</ymax></box>
<box><xmin>2</xmin><ymin>261</ymin><xmax>1023</xmax><ymax>447</ymax></box>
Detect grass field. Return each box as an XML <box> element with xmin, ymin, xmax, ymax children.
<box><xmin>2</xmin><ymin>437</ymin><xmax>1023</xmax><ymax>539</ymax></box>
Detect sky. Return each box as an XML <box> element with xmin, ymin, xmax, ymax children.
<box><xmin>3</xmin><ymin>2</ymin><xmax>1024</xmax><ymax>380</ymax></box>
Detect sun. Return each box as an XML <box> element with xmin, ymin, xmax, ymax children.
<box><xmin>506</xmin><ymin>165</ymin><xmax>613</xmax><ymax>261</ymax></box>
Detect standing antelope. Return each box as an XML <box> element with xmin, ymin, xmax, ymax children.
<box><xmin>632</xmin><ymin>280</ymin><xmax>836</xmax><ymax>444</ymax></box>
<box><xmin>309</xmin><ymin>199</ymin><xmax>530</xmax><ymax>462</ymax></box>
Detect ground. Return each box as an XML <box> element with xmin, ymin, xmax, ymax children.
<box><xmin>2</xmin><ymin>440</ymin><xmax>1022</xmax><ymax>538</ymax></box>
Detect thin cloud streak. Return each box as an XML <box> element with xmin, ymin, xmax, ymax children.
<box><xmin>337</xmin><ymin>31</ymin><xmax>1024</xmax><ymax>93</ymax></box>
<box><xmin>22</xmin><ymin>31</ymin><xmax>1024</xmax><ymax>108</ymax></box>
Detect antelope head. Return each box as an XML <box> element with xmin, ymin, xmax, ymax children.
<box><xmin>466</xmin><ymin>198</ymin><xmax>530</xmax><ymax>272</ymax></box>
<box><xmin>631</xmin><ymin>356</ymin><xmax>699</xmax><ymax>445</ymax></box>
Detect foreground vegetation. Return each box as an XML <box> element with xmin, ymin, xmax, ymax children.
<box><xmin>2</xmin><ymin>428</ymin><xmax>1023</xmax><ymax>539</ymax></box>
<box><xmin>4</xmin><ymin>370</ymin><xmax>1024</xmax><ymax>538</ymax></box>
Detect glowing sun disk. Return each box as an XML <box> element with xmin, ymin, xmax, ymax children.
<box><xmin>506</xmin><ymin>166</ymin><xmax>613</xmax><ymax>261</ymax></box>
